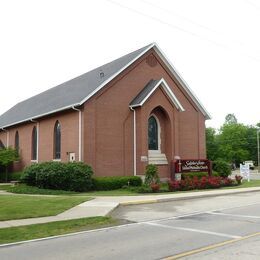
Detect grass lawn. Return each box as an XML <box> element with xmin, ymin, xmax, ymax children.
<box><xmin>0</xmin><ymin>216</ymin><xmax>118</xmax><ymax>244</ymax></box>
<box><xmin>1</xmin><ymin>179</ymin><xmax>260</xmax><ymax>197</ymax></box>
<box><xmin>0</xmin><ymin>184</ymin><xmax>137</xmax><ymax>196</ymax></box>
<box><xmin>0</xmin><ymin>195</ymin><xmax>90</xmax><ymax>221</ymax></box>
<box><xmin>0</xmin><ymin>184</ymin><xmax>78</xmax><ymax>195</ymax></box>
<box><xmin>224</xmin><ymin>179</ymin><xmax>260</xmax><ymax>189</ymax></box>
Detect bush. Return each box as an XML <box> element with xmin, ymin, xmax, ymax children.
<box><xmin>21</xmin><ymin>163</ymin><xmax>43</xmax><ymax>186</ymax></box>
<box><xmin>213</xmin><ymin>160</ymin><xmax>231</xmax><ymax>177</ymax></box>
<box><xmin>144</xmin><ymin>164</ymin><xmax>159</xmax><ymax>185</ymax></box>
<box><xmin>21</xmin><ymin>162</ymin><xmax>93</xmax><ymax>192</ymax></box>
<box><xmin>10</xmin><ymin>171</ymin><xmax>23</xmax><ymax>181</ymax></box>
<box><xmin>92</xmin><ymin>176</ymin><xmax>142</xmax><ymax>191</ymax></box>
<box><xmin>182</xmin><ymin>172</ymin><xmax>208</xmax><ymax>180</ymax></box>
<box><xmin>168</xmin><ymin>176</ymin><xmax>234</xmax><ymax>192</ymax></box>
<box><xmin>235</xmin><ymin>175</ymin><xmax>243</xmax><ymax>185</ymax></box>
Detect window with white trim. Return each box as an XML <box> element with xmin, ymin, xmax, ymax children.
<box><xmin>148</xmin><ymin>115</ymin><xmax>159</xmax><ymax>150</ymax></box>
<box><xmin>15</xmin><ymin>131</ymin><xmax>19</xmax><ymax>153</ymax></box>
<box><xmin>54</xmin><ymin>121</ymin><xmax>61</xmax><ymax>160</ymax></box>
<box><xmin>31</xmin><ymin>126</ymin><xmax>38</xmax><ymax>160</ymax></box>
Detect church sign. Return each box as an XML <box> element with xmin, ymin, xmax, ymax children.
<box><xmin>181</xmin><ymin>159</ymin><xmax>210</xmax><ymax>172</ymax></box>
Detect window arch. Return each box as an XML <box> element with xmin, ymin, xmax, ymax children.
<box><xmin>148</xmin><ymin>115</ymin><xmax>159</xmax><ymax>150</ymax></box>
<box><xmin>15</xmin><ymin>131</ymin><xmax>19</xmax><ymax>152</ymax></box>
<box><xmin>31</xmin><ymin>126</ymin><xmax>38</xmax><ymax>160</ymax></box>
<box><xmin>54</xmin><ymin>121</ymin><xmax>61</xmax><ymax>159</ymax></box>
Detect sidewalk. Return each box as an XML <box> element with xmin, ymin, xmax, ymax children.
<box><xmin>1</xmin><ymin>186</ymin><xmax>260</xmax><ymax>229</ymax></box>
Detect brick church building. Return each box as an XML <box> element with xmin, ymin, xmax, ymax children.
<box><xmin>0</xmin><ymin>43</ymin><xmax>210</xmax><ymax>178</ymax></box>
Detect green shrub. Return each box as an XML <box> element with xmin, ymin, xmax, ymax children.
<box><xmin>182</xmin><ymin>172</ymin><xmax>208</xmax><ymax>180</ymax></box>
<box><xmin>144</xmin><ymin>164</ymin><xmax>159</xmax><ymax>185</ymax></box>
<box><xmin>10</xmin><ymin>171</ymin><xmax>23</xmax><ymax>181</ymax></box>
<box><xmin>92</xmin><ymin>176</ymin><xmax>142</xmax><ymax>191</ymax></box>
<box><xmin>21</xmin><ymin>162</ymin><xmax>93</xmax><ymax>192</ymax></box>
<box><xmin>21</xmin><ymin>163</ymin><xmax>43</xmax><ymax>186</ymax></box>
<box><xmin>213</xmin><ymin>160</ymin><xmax>231</xmax><ymax>177</ymax></box>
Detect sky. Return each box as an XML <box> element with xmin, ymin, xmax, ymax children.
<box><xmin>0</xmin><ymin>0</ymin><xmax>259</xmax><ymax>129</ymax></box>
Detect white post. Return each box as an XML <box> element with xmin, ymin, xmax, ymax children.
<box><xmin>78</xmin><ymin>110</ymin><xmax>82</xmax><ymax>161</ymax></box>
<box><xmin>130</xmin><ymin>107</ymin><xmax>137</xmax><ymax>176</ymax></box>
<box><xmin>6</xmin><ymin>131</ymin><xmax>9</xmax><ymax>147</ymax></box>
<box><xmin>257</xmin><ymin>130</ymin><xmax>260</xmax><ymax>173</ymax></box>
<box><xmin>37</xmin><ymin>122</ymin><xmax>39</xmax><ymax>162</ymax></box>
<box><xmin>72</xmin><ymin>106</ymin><xmax>82</xmax><ymax>162</ymax></box>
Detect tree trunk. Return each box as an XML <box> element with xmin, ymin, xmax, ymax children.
<box><xmin>5</xmin><ymin>166</ymin><xmax>8</xmax><ymax>183</ymax></box>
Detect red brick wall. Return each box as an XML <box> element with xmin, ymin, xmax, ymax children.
<box><xmin>83</xmin><ymin>50</ymin><xmax>207</xmax><ymax>177</ymax></box>
<box><xmin>0</xmin><ymin>49</ymin><xmax>207</xmax><ymax>178</ymax></box>
<box><xmin>0</xmin><ymin>110</ymin><xmax>80</xmax><ymax>171</ymax></box>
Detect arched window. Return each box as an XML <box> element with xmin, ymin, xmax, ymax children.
<box><xmin>15</xmin><ymin>131</ymin><xmax>19</xmax><ymax>152</ymax></box>
<box><xmin>54</xmin><ymin>121</ymin><xmax>61</xmax><ymax>159</ymax></box>
<box><xmin>31</xmin><ymin>126</ymin><xmax>38</xmax><ymax>160</ymax></box>
<box><xmin>148</xmin><ymin>115</ymin><xmax>159</xmax><ymax>150</ymax></box>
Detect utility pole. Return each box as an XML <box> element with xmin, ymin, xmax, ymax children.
<box><xmin>257</xmin><ymin>129</ymin><xmax>260</xmax><ymax>172</ymax></box>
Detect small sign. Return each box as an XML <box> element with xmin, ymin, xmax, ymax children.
<box><xmin>240</xmin><ymin>163</ymin><xmax>250</xmax><ymax>182</ymax></box>
<box><xmin>141</xmin><ymin>156</ymin><xmax>148</xmax><ymax>162</ymax></box>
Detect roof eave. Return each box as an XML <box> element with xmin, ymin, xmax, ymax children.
<box><xmin>129</xmin><ymin>78</ymin><xmax>185</xmax><ymax>112</ymax></box>
<box><xmin>0</xmin><ymin>103</ymin><xmax>81</xmax><ymax>129</ymax></box>
<box><xmin>152</xmin><ymin>43</ymin><xmax>211</xmax><ymax>120</ymax></box>
<box><xmin>78</xmin><ymin>43</ymin><xmax>156</xmax><ymax>106</ymax></box>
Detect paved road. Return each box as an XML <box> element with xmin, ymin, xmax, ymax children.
<box><xmin>2</xmin><ymin>192</ymin><xmax>260</xmax><ymax>259</ymax></box>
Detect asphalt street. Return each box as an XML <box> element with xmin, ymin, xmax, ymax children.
<box><xmin>2</xmin><ymin>192</ymin><xmax>260</xmax><ymax>259</ymax></box>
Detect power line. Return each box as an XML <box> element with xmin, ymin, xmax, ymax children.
<box><xmin>106</xmin><ymin>0</ymin><xmax>260</xmax><ymax>62</ymax></box>
<box><xmin>140</xmin><ymin>0</ymin><xmax>218</xmax><ymax>33</ymax></box>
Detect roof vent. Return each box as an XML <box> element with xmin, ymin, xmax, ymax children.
<box><xmin>99</xmin><ymin>70</ymin><xmax>105</xmax><ymax>79</ymax></box>
<box><xmin>146</xmin><ymin>54</ymin><xmax>157</xmax><ymax>67</ymax></box>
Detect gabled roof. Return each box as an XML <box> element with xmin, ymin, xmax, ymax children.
<box><xmin>130</xmin><ymin>78</ymin><xmax>185</xmax><ymax>111</ymax></box>
<box><xmin>0</xmin><ymin>43</ymin><xmax>210</xmax><ymax>129</ymax></box>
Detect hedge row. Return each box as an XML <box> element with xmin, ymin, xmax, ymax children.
<box><xmin>181</xmin><ymin>171</ymin><xmax>220</xmax><ymax>180</ymax></box>
<box><xmin>21</xmin><ymin>162</ymin><xmax>93</xmax><ymax>192</ymax></box>
<box><xmin>0</xmin><ymin>171</ymin><xmax>23</xmax><ymax>182</ymax></box>
<box><xmin>168</xmin><ymin>176</ymin><xmax>234</xmax><ymax>191</ymax></box>
<box><xmin>92</xmin><ymin>176</ymin><xmax>142</xmax><ymax>190</ymax></box>
<box><xmin>21</xmin><ymin>162</ymin><xmax>142</xmax><ymax>192</ymax></box>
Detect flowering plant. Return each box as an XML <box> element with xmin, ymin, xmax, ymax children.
<box><xmin>168</xmin><ymin>176</ymin><xmax>234</xmax><ymax>192</ymax></box>
<box><xmin>235</xmin><ymin>175</ymin><xmax>243</xmax><ymax>185</ymax></box>
<box><xmin>150</xmin><ymin>183</ymin><xmax>160</xmax><ymax>192</ymax></box>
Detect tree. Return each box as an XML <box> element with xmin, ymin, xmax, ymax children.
<box><xmin>206</xmin><ymin>127</ymin><xmax>218</xmax><ymax>160</ymax></box>
<box><xmin>225</xmin><ymin>113</ymin><xmax>238</xmax><ymax>125</ymax></box>
<box><xmin>217</xmin><ymin>123</ymin><xmax>249</xmax><ymax>165</ymax></box>
<box><xmin>206</xmin><ymin>114</ymin><xmax>259</xmax><ymax>166</ymax></box>
<box><xmin>0</xmin><ymin>147</ymin><xmax>19</xmax><ymax>182</ymax></box>
<box><xmin>245</xmin><ymin>125</ymin><xmax>258</xmax><ymax>164</ymax></box>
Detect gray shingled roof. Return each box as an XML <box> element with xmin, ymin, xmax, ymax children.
<box><xmin>0</xmin><ymin>44</ymin><xmax>152</xmax><ymax>128</ymax></box>
<box><xmin>130</xmin><ymin>78</ymin><xmax>185</xmax><ymax>111</ymax></box>
<box><xmin>130</xmin><ymin>79</ymin><xmax>159</xmax><ymax>107</ymax></box>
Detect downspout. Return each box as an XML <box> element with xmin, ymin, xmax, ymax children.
<box><xmin>72</xmin><ymin>106</ymin><xmax>82</xmax><ymax>161</ymax></box>
<box><xmin>31</xmin><ymin>119</ymin><xmax>39</xmax><ymax>162</ymax></box>
<box><xmin>130</xmin><ymin>107</ymin><xmax>137</xmax><ymax>176</ymax></box>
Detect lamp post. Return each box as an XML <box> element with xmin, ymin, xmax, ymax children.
<box><xmin>257</xmin><ymin>129</ymin><xmax>260</xmax><ymax>172</ymax></box>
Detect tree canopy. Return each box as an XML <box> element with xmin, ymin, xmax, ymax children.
<box><xmin>0</xmin><ymin>147</ymin><xmax>19</xmax><ymax>182</ymax></box>
<box><xmin>206</xmin><ymin>114</ymin><xmax>259</xmax><ymax>166</ymax></box>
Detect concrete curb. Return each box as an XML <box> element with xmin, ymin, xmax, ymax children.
<box><xmin>119</xmin><ymin>188</ymin><xmax>260</xmax><ymax>206</ymax></box>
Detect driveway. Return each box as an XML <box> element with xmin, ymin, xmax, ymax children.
<box><xmin>2</xmin><ymin>192</ymin><xmax>260</xmax><ymax>259</ymax></box>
